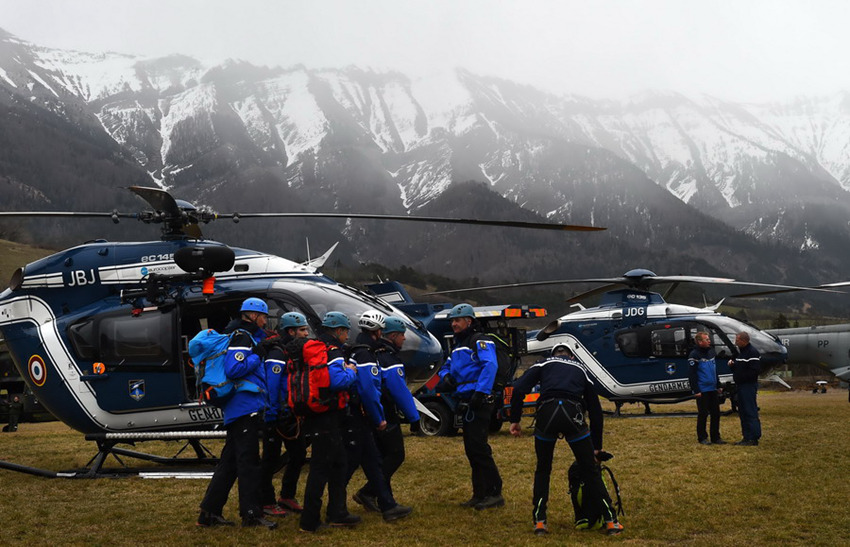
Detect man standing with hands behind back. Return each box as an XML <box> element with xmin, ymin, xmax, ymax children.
<box><xmin>728</xmin><ymin>331</ymin><xmax>762</xmax><ymax>446</ymax></box>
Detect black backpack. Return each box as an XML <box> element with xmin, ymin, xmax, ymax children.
<box><xmin>471</xmin><ymin>332</ymin><xmax>515</xmax><ymax>392</ymax></box>
<box><xmin>568</xmin><ymin>462</ymin><xmax>624</xmax><ymax>530</ymax></box>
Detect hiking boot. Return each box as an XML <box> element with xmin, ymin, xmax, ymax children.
<box><xmin>196</xmin><ymin>511</ymin><xmax>235</xmax><ymax>527</ymax></box>
<box><xmin>278</xmin><ymin>498</ymin><xmax>304</xmax><ymax>513</ymax></box>
<box><xmin>534</xmin><ymin>521</ymin><xmax>549</xmax><ymax>535</ymax></box>
<box><xmin>460</xmin><ymin>496</ymin><xmax>483</xmax><ymax>507</ymax></box>
<box><xmin>699</xmin><ymin>439</ymin><xmax>711</xmax><ymax>445</ymax></box>
<box><xmin>712</xmin><ymin>438</ymin><xmax>727</xmax><ymax>445</ymax></box>
<box><xmin>299</xmin><ymin>523</ymin><xmax>328</xmax><ymax>533</ymax></box>
<box><xmin>242</xmin><ymin>515</ymin><xmax>278</xmax><ymax>529</ymax></box>
<box><xmin>604</xmin><ymin>521</ymin><xmax>624</xmax><ymax>535</ymax></box>
<box><xmin>353</xmin><ymin>491</ymin><xmax>381</xmax><ymax>513</ymax></box>
<box><xmin>263</xmin><ymin>504</ymin><xmax>288</xmax><ymax>517</ymax></box>
<box><xmin>735</xmin><ymin>439</ymin><xmax>758</xmax><ymax>446</ymax></box>
<box><xmin>327</xmin><ymin>513</ymin><xmax>362</xmax><ymax>527</ymax></box>
<box><xmin>474</xmin><ymin>495</ymin><xmax>505</xmax><ymax>510</ymax></box>
<box><xmin>382</xmin><ymin>504</ymin><xmax>413</xmax><ymax>522</ymax></box>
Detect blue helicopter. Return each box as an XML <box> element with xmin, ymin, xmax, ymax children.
<box><xmin>429</xmin><ymin>269</ymin><xmax>827</xmax><ymax>411</ymax></box>
<box><xmin>0</xmin><ymin>186</ymin><xmax>601</xmax><ymax>438</ymax></box>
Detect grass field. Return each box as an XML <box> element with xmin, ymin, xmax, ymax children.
<box><xmin>1</xmin><ymin>389</ymin><xmax>848</xmax><ymax>546</ymax></box>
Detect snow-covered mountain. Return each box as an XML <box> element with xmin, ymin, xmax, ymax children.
<box><xmin>3</xmin><ymin>28</ymin><xmax>850</xmax><ymax>283</ymax></box>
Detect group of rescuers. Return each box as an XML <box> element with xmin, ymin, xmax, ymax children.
<box><xmin>196</xmin><ymin>298</ymin><xmax>629</xmax><ymax>535</ymax></box>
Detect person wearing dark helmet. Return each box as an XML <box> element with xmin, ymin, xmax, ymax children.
<box><xmin>436</xmin><ymin>303</ymin><xmax>503</xmax><ymax>510</ymax></box>
<box><xmin>260</xmin><ymin>311</ymin><xmax>311</xmax><ymax>517</ymax></box>
<box><xmin>509</xmin><ymin>343</ymin><xmax>623</xmax><ymax>536</ymax></box>
<box><xmin>197</xmin><ymin>297</ymin><xmax>277</xmax><ymax>530</ymax></box>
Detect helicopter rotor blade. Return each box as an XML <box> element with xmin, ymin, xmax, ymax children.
<box><xmin>426</xmin><ymin>271</ymin><xmax>841</xmax><ymax>300</ymax></box>
<box><xmin>0</xmin><ymin>211</ymin><xmax>136</xmax><ymax>222</ymax></box>
<box><xmin>225</xmin><ymin>212</ymin><xmax>604</xmax><ymax>232</ymax></box>
<box><xmin>425</xmin><ymin>277</ymin><xmax>625</xmax><ymax>296</ymax></box>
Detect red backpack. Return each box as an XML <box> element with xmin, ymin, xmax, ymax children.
<box><xmin>286</xmin><ymin>338</ymin><xmax>347</xmax><ymax>415</ymax></box>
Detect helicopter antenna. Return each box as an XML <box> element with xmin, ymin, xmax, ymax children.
<box><xmin>306</xmin><ymin>237</ymin><xmax>311</xmax><ymax>264</ymax></box>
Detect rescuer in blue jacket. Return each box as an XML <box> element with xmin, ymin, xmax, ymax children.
<box><xmin>347</xmin><ymin>310</ymin><xmax>413</xmax><ymax>522</ymax></box>
<box><xmin>354</xmin><ymin>315</ymin><xmax>420</xmax><ymax>515</ymax></box>
<box><xmin>688</xmin><ymin>331</ymin><xmax>725</xmax><ymax>445</ymax></box>
<box><xmin>198</xmin><ymin>297</ymin><xmax>277</xmax><ymax>530</ymax></box>
<box><xmin>260</xmin><ymin>311</ymin><xmax>311</xmax><ymax>517</ymax></box>
<box><xmin>300</xmin><ymin>311</ymin><xmax>359</xmax><ymax>532</ymax></box>
<box><xmin>436</xmin><ymin>303</ymin><xmax>503</xmax><ymax>510</ymax></box>
<box><xmin>728</xmin><ymin>331</ymin><xmax>762</xmax><ymax>446</ymax></box>
<box><xmin>509</xmin><ymin>344</ymin><xmax>623</xmax><ymax>536</ymax></box>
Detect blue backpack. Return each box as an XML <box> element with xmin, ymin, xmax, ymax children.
<box><xmin>189</xmin><ymin>328</ymin><xmax>260</xmax><ymax>408</ymax></box>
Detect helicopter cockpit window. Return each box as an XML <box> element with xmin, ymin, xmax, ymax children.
<box><xmin>69</xmin><ymin>310</ymin><xmax>176</xmax><ymax>365</ymax></box>
<box><xmin>100</xmin><ymin>312</ymin><xmax>175</xmax><ymax>363</ymax></box>
<box><xmin>649</xmin><ymin>327</ymin><xmax>690</xmax><ymax>358</ymax></box>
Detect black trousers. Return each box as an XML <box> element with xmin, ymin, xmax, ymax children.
<box><xmin>461</xmin><ymin>400</ymin><xmax>502</xmax><ymax>498</ymax></box>
<box><xmin>359</xmin><ymin>419</ymin><xmax>406</xmax><ymax>500</ymax></box>
<box><xmin>260</xmin><ymin>416</ymin><xmax>307</xmax><ymax>505</ymax></box>
<box><xmin>532</xmin><ymin>398</ymin><xmax>615</xmax><ymax>525</ymax></box>
<box><xmin>341</xmin><ymin>410</ymin><xmax>397</xmax><ymax>512</ymax></box>
<box><xmin>299</xmin><ymin>411</ymin><xmax>348</xmax><ymax>531</ymax></box>
<box><xmin>696</xmin><ymin>390</ymin><xmax>721</xmax><ymax>442</ymax></box>
<box><xmin>200</xmin><ymin>413</ymin><xmax>263</xmax><ymax>518</ymax></box>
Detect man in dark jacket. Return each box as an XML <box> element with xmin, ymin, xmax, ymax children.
<box><xmin>509</xmin><ymin>344</ymin><xmax>623</xmax><ymax>536</ymax></box>
<box><xmin>688</xmin><ymin>331</ymin><xmax>725</xmax><ymax>445</ymax></box>
<box><xmin>728</xmin><ymin>331</ymin><xmax>762</xmax><ymax>446</ymax></box>
<box><xmin>198</xmin><ymin>297</ymin><xmax>277</xmax><ymax>529</ymax></box>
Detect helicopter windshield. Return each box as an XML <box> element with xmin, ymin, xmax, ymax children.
<box><xmin>702</xmin><ymin>315</ymin><xmax>782</xmax><ymax>356</ymax></box>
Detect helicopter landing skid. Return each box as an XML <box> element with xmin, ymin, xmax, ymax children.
<box><xmin>0</xmin><ymin>431</ymin><xmax>227</xmax><ymax>479</ymax></box>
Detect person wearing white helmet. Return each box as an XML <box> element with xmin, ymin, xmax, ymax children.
<box><xmin>347</xmin><ymin>310</ymin><xmax>413</xmax><ymax>522</ymax></box>
<box><xmin>354</xmin><ymin>316</ymin><xmax>420</xmax><ymax>515</ymax></box>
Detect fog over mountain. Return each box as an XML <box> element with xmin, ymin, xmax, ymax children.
<box><xmin>2</xmin><ymin>29</ymin><xmax>850</xmax><ymax>300</ymax></box>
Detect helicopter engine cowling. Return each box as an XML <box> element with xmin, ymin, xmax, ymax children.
<box><xmin>174</xmin><ymin>245</ymin><xmax>235</xmax><ymax>275</ymax></box>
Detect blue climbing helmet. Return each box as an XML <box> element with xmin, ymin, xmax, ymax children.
<box><xmin>447</xmin><ymin>303</ymin><xmax>475</xmax><ymax>319</ymax></box>
<box><xmin>280</xmin><ymin>311</ymin><xmax>308</xmax><ymax>330</ymax></box>
<box><xmin>321</xmin><ymin>311</ymin><xmax>351</xmax><ymax>329</ymax></box>
<box><xmin>240</xmin><ymin>297</ymin><xmax>269</xmax><ymax>315</ymax></box>
<box><xmin>383</xmin><ymin>316</ymin><xmax>406</xmax><ymax>334</ymax></box>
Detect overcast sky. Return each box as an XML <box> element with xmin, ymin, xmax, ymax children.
<box><xmin>2</xmin><ymin>0</ymin><xmax>849</xmax><ymax>102</ymax></box>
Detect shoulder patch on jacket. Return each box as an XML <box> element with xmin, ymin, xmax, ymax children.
<box><xmin>477</xmin><ymin>340</ymin><xmax>488</xmax><ymax>351</ymax></box>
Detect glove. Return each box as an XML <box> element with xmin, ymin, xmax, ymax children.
<box><xmin>469</xmin><ymin>391</ymin><xmax>486</xmax><ymax>410</ymax></box>
<box><xmin>435</xmin><ymin>374</ymin><xmax>457</xmax><ymax>393</ymax></box>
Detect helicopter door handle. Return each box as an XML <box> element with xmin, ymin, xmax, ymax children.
<box><xmin>80</xmin><ymin>374</ymin><xmax>110</xmax><ymax>382</ymax></box>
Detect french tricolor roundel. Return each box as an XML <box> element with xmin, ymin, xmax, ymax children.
<box><xmin>28</xmin><ymin>355</ymin><xmax>47</xmax><ymax>387</ymax></box>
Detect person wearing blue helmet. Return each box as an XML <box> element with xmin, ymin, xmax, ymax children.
<box><xmin>437</xmin><ymin>303</ymin><xmax>504</xmax><ymax>511</ymax></box>
<box><xmin>354</xmin><ymin>316</ymin><xmax>420</xmax><ymax>515</ymax></box>
<box><xmin>198</xmin><ymin>297</ymin><xmax>276</xmax><ymax>529</ymax></box>
<box><xmin>260</xmin><ymin>311</ymin><xmax>311</xmax><ymax>517</ymax></box>
<box><xmin>299</xmin><ymin>311</ymin><xmax>359</xmax><ymax>532</ymax></box>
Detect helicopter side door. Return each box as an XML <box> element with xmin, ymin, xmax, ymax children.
<box><xmin>614</xmin><ymin>321</ymin><xmax>716</xmax><ymax>386</ymax></box>
<box><xmin>67</xmin><ymin>307</ymin><xmax>183</xmax><ymax>412</ymax></box>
